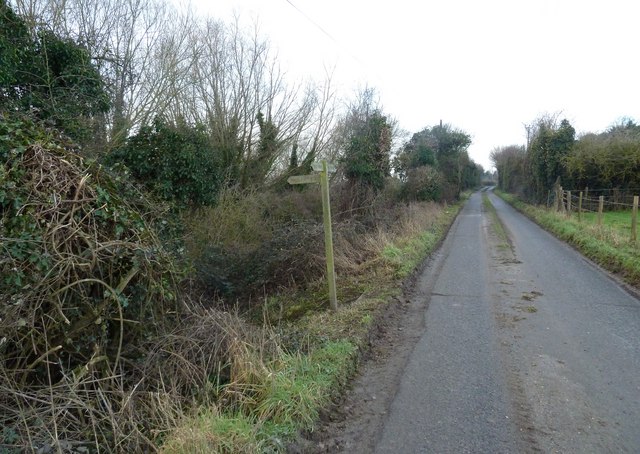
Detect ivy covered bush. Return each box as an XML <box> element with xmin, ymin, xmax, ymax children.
<box><xmin>1</xmin><ymin>0</ymin><xmax>109</xmax><ymax>146</ymax></box>
<box><xmin>0</xmin><ymin>112</ymin><xmax>180</xmax><ymax>384</ymax></box>
<box><xmin>401</xmin><ymin>165</ymin><xmax>443</xmax><ymax>201</ymax></box>
<box><xmin>108</xmin><ymin>119</ymin><xmax>222</xmax><ymax>207</ymax></box>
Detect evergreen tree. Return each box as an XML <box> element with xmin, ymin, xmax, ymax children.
<box><xmin>0</xmin><ymin>0</ymin><xmax>109</xmax><ymax>143</ymax></box>
<box><xmin>342</xmin><ymin>110</ymin><xmax>392</xmax><ymax>191</ymax></box>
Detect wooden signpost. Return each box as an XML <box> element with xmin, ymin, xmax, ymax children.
<box><xmin>287</xmin><ymin>174</ymin><xmax>320</xmax><ymax>185</ymax></box>
<box><xmin>288</xmin><ymin>160</ymin><xmax>338</xmax><ymax>310</ymax></box>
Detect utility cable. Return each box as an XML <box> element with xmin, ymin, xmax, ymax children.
<box><xmin>283</xmin><ymin>0</ymin><xmax>375</xmax><ymax>74</ymax></box>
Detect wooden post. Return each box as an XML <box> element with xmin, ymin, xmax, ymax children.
<box><xmin>585</xmin><ymin>187</ymin><xmax>589</xmax><ymax>211</ymax></box>
<box><xmin>566</xmin><ymin>190</ymin><xmax>572</xmax><ymax>217</ymax></box>
<box><xmin>578</xmin><ymin>191</ymin><xmax>583</xmax><ymax>223</ymax></box>
<box><xmin>632</xmin><ymin>195</ymin><xmax>638</xmax><ymax>243</ymax></box>
<box><xmin>598</xmin><ymin>196</ymin><xmax>604</xmax><ymax>227</ymax></box>
<box><xmin>288</xmin><ymin>160</ymin><xmax>338</xmax><ymax>310</ymax></box>
<box><xmin>319</xmin><ymin>160</ymin><xmax>338</xmax><ymax>311</ymax></box>
<box><xmin>559</xmin><ymin>186</ymin><xmax>565</xmax><ymax>213</ymax></box>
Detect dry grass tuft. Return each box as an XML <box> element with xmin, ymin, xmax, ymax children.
<box><xmin>0</xmin><ymin>300</ymin><xmax>274</xmax><ymax>451</ymax></box>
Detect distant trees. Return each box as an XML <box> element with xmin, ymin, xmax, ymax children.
<box><xmin>394</xmin><ymin>127</ymin><xmax>437</xmax><ymax>178</ymax></box>
<box><xmin>4</xmin><ymin>0</ymin><xmax>486</xmax><ymax>210</ymax></box>
<box><xmin>528</xmin><ymin>116</ymin><xmax>575</xmax><ymax>200</ymax></box>
<box><xmin>461</xmin><ymin>155</ymin><xmax>484</xmax><ymax>191</ymax></box>
<box><xmin>494</xmin><ymin>115</ymin><xmax>640</xmax><ymax>200</ymax></box>
<box><xmin>5</xmin><ymin>0</ymin><xmax>339</xmax><ymax>194</ymax></box>
<box><xmin>432</xmin><ymin>124</ymin><xmax>475</xmax><ymax>197</ymax></box>
<box><xmin>492</xmin><ymin>114</ymin><xmax>576</xmax><ymax>201</ymax></box>
<box><xmin>565</xmin><ymin>119</ymin><xmax>640</xmax><ymax>189</ymax></box>
<box><xmin>394</xmin><ymin>128</ymin><xmax>437</xmax><ymax>181</ymax></box>
<box><xmin>490</xmin><ymin>145</ymin><xmax>527</xmax><ymax>194</ymax></box>
<box><xmin>172</xmin><ymin>17</ymin><xmax>322</xmax><ymax>189</ymax></box>
<box><xmin>394</xmin><ymin>123</ymin><xmax>481</xmax><ymax>201</ymax></box>
<box><xmin>9</xmin><ymin>0</ymin><xmax>173</xmax><ymax>149</ymax></box>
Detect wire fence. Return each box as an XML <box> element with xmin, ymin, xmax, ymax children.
<box><xmin>548</xmin><ymin>186</ymin><xmax>639</xmax><ymax>243</ymax></box>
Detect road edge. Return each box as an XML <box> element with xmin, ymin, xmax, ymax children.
<box><xmin>492</xmin><ymin>190</ymin><xmax>640</xmax><ymax>301</ymax></box>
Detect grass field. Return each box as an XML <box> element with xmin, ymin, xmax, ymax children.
<box><xmin>579</xmin><ymin>210</ymin><xmax>635</xmax><ymax>237</ymax></box>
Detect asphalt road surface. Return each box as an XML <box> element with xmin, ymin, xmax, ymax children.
<box><xmin>374</xmin><ymin>191</ymin><xmax>640</xmax><ymax>453</ymax></box>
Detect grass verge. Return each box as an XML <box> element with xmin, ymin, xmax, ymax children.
<box><xmin>160</xmin><ymin>198</ymin><xmax>465</xmax><ymax>452</ymax></box>
<box><xmin>495</xmin><ymin>190</ymin><xmax>640</xmax><ymax>289</ymax></box>
<box><xmin>482</xmin><ymin>193</ymin><xmax>510</xmax><ymax>247</ymax></box>
<box><xmin>161</xmin><ymin>340</ymin><xmax>358</xmax><ymax>453</ymax></box>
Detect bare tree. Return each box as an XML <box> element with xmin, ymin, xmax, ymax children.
<box><xmin>11</xmin><ymin>0</ymin><xmax>173</xmax><ymax>148</ymax></box>
<box><xmin>162</xmin><ymin>16</ymin><xmax>336</xmax><ymax>188</ymax></box>
<box><xmin>294</xmin><ymin>67</ymin><xmax>339</xmax><ymax>168</ymax></box>
<box><xmin>9</xmin><ymin>0</ymin><xmax>341</xmax><ymax>185</ymax></box>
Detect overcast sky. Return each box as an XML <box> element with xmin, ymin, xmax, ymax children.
<box><xmin>193</xmin><ymin>0</ymin><xmax>640</xmax><ymax>170</ymax></box>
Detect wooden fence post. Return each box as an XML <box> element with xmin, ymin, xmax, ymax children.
<box><xmin>585</xmin><ymin>187</ymin><xmax>589</xmax><ymax>210</ymax></box>
<box><xmin>632</xmin><ymin>195</ymin><xmax>638</xmax><ymax>243</ymax></box>
<box><xmin>567</xmin><ymin>190</ymin><xmax>572</xmax><ymax>216</ymax></box>
<box><xmin>598</xmin><ymin>196</ymin><xmax>604</xmax><ymax>227</ymax></box>
<box><xmin>578</xmin><ymin>191</ymin><xmax>583</xmax><ymax>223</ymax></box>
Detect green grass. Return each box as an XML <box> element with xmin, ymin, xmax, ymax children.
<box><xmin>161</xmin><ymin>340</ymin><xmax>359</xmax><ymax>453</ymax></box>
<box><xmin>382</xmin><ymin>230</ymin><xmax>437</xmax><ymax>278</ymax></box>
<box><xmin>496</xmin><ymin>190</ymin><xmax>640</xmax><ymax>289</ymax></box>
<box><xmin>256</xmin><ymin>340</ymin><xmax>357</xmax><ymax>431</ymax></box>
<box><xmin>580</xmin><ymin>210</ymin><xmax>634</xmax><ymax>235</ymax></box>
<box><xmin>161</xmin><ymin>412</ymin><xmax>264</xmax><ymax>454</ymax></box>
<box><xmin>382</xmin><ymin>204</ymin><xmax>462</xmax><ymax>280</ymax></box>
<box><xmin>482</xmin><ymin>193</ymin><xmax>509</xmax><ymax>246</ymax></box>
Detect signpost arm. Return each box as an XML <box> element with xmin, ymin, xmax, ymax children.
<box><xmin>320</xmin><ymin>160</ymin><xmax>338</xmax><ymax>310</ymax></box>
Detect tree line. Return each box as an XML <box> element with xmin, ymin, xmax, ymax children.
<box><xmin>2</xmin><ymin>0</ymin><xmax>483</xmax><ymax>207</ymax></box>
<box><xmin>491</xmin><ymin>114</ymin><xmax>640</xmax><ymax>202</ymax></box>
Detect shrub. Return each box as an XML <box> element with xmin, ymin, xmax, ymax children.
<box><xmin>1</xmin><ymin>114</ymin><xmax>179</xmax><ymax>375</ymax></box>
<box><xmin>194</xmin><ymin>219</ymin><xmax>325</xmax><ymax>299</ymax></box>
<box><xmin>401</xmin><ymin>165</ymin><xmax>443</xmax><ymax>201</ymax></box>
<box><xmin>0</xmin><ymin>113</ymin><xmax>183</xmax><ymax>449</ymax></box>
<box><xmin>0</xmin><ymin>2</ymin><xmax>110</xmax><ymax>145</ymax></box>
<box><xmin>183</xmin><ymin>188</ymin><xmax>326</xmax><ymax>300</ymax></box>
<box><xmin>107</xmin><ymin>119</ymin><xmax>222</xmax><ymax>207</ymax></box>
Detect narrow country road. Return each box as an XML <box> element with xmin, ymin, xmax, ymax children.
<box><xmin>373</xmin><ymin>191</ymin><xmax>640</xmax><ymax>453</ymax></box>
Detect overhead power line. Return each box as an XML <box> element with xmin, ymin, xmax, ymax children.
<box><xmin>283</xmin><ymin>0</ymin><xmax>368</xmax><ymax>69</ymax></box>
<box><xmin>284</xmin><ymin>0</ymin><xmax>340</xmax><ymax>47</ymax></box>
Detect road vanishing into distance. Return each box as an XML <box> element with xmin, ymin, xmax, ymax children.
<box><xmin>374</xmin><ymin>191</ymin><xmax>640</xmax><ymax>453</ymax></box>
